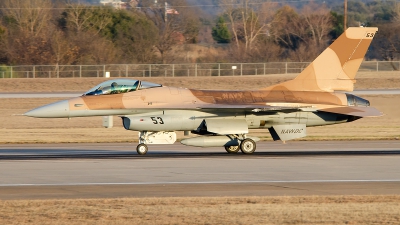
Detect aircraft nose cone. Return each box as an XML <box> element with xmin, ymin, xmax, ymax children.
<box><xmin>24</xmin><ymin>100</ymin><xmax>70</xmax><ymax>118</ymax></box>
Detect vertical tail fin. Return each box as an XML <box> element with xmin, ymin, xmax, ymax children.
<box><xmin>264</xmin><ymin>27</ymin><xmax>378</xmax><ymax>92</ymax></box>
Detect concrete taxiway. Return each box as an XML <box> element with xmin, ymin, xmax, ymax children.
<box><xmin>0</xmin><ymin>141</ymin><xmax>400</xmax><ymax>200</ymax></box>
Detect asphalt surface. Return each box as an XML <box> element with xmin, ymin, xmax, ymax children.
<box><xmin>1</xmin><ymin>89</ymin><xmax>400</xmax><ymax>98</ymax></box>
<box><xmin>1</xmin><ymin>141</ymin><xmax>400</xmax><ymax>199</ymax></box>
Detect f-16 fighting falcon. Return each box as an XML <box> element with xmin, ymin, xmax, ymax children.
<box><xmin>25</xmin><ymin>27</ymin><xmax>381</xmax><ymax>155</ymax></box>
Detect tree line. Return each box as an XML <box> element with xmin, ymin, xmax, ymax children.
<box><xmin>210</xmin><ymin>0</ymin><xmax>400</xmax><ymax>64</ymax></box>
<box><xmin>0</xmin><ymin>0</ymin><xmax>200</xmax><ymax>65</ymax></box>
<box><xmin>0</xmin><ymin>0</ymin><xmax>399</xmax><ymax>66</ymax></box>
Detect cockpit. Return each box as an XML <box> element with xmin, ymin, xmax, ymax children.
<box><xmin>83</xmin><ymin>79</ymin><xmax>162</xmax><ymax>96</ymax></box>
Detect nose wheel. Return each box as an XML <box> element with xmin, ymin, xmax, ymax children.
<box><xmin>136</xmin><ymin>143</ymin><xmax>148</xmax><ymax>155</ymax></box>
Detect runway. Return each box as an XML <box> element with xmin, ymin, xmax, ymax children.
<box><xmin>1</xmin><ymin>140</ymin><xmax>400</xmax><ymax>199</ymax></box>
<box><xmin>1</xmin><ymin>140</ymin><xmax>400</xmax><ymax>159</ymax></box>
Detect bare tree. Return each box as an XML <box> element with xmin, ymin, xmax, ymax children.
<box><xmin>113</xmin><ymin>11</ymin><xmax>159</xmax><ymax>63</ymax></box>
<box><xmin>0</xmin><ymin>0</ymin><xmax>52</xmax><ymax>36</ymax></box>
<box><xmin>145</xmin><ymin>8</ymin><xmax>178</xmax><ymax>63</ymax></box>
<box><xmin>220</xmin><ymin>0</ymin><xmax>268</xmax><ymax>55</ymax></box>
<box><xmin>85</xmin><ymin>36</ymin><xmax>118</xmax><ymax>64</ymax></box>
<box><xmin>370</xmin><ymin>23</ymin><xmax>400</xmax><ymax>70</ymax></box>
<box><xmin>269</xmin><ymin>5</ymin><xmax>301</xmax><ymax>54</ymax></box>
<box><xmin>0</xmin><ymin>24</ymin><xmax>7</xmax><ymax>64</ymax></box>
<box><xmin>301</xmin><ymin>2</ymin><xmax>332</xmax><ymax>49</ymax></box>
<box><xmin>240</xmin><ymin>0</ymin><xmax>267</xmax><ymax>53</ymax></box>
<box><xmin>141</xmin><ymin>0</ymin><xmax>198</xmax><ymax>63</ymax></box>
<box><xmin>269</xmin><ymin>3</ymin><xmax>332</xmax><ymax>62</ymax></box>
<box><xmin>0</xmin><ymin>0</ymin><xmax>55</xmax><ymax>64</ymax></box>
<box><xmin>57</xmin><ymin>1</ymin><xmax>118</xmax><ymax>64</ymax></box>
<box><xmin>61</xmin><ymin>1</ymin><xmax>112</xmax><ymax>36</ymax></box>
<box><xmin>392</xmin><ymin>1</ymin><xmax>400</xmax><ymax>22</ymax></box>
<box><xmin>4</xmin><ymin>31</ymin><xmax>54</xmax><ymax>64</ymax></box>
<box><xmin>49</xmin><ymin>29</ymin><xmax>79</xmax><ymax>65</ymax></box>
<box><xmin>220</xmin><ymin>0</ymin><xmax>240</xmax><ymax>48</ymax></box>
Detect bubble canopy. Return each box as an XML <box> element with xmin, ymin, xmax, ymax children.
<box><xmin>83</xmin><ymin>79</ymin><xmax>162</xmax><ymax>96</ymax></box>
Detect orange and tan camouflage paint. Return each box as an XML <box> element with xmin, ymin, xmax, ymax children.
<box><xmin>68</xmin><ymin>86</ymin><xmax>347</xmax><ymax>111</ymax></box>
<box><xmin>264</xmin><ymin>27</ymin><xmax>378</xmax><ymax>92</ymax></box>
<box><xmin>67</xmin><ymin>27</ymin><xmax>378</xmax><ymax>117</ymax></box>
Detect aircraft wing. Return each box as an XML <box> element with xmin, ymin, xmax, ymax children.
<box><xmin>318</xmin><ymin>106</ymin><xmax>382</xmax><ymax>117</ymax></box>
<box><xmin>192</xmin><ymin>104</ymin><xmax>304</xmax><ymax>113</ymax></box>
<box><xmin>194</xmin><ymin>104</ymin><xmax>382</xmax><ymax>117</ymax></box>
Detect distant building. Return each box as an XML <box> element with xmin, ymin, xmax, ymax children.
<box><xmin>99</xmin><ymin>0</ymin><xmax>138</xmax><ymax>9</ymax></box>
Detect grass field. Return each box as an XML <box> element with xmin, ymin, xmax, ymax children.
<box><xmin>1</xmin><ymin>196</ymin><xmax>400</xmax><ymax>224</ymax></box>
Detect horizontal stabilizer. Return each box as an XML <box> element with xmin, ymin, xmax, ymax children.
<box><xmin>318</xmin><ymin>106</ymin><xmax>382</xmax><ymax>117</ymax></box>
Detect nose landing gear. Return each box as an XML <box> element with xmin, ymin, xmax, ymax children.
<box><xmin>136</xmin><ymin>143</ymin><xmax>148</xmax><ymax>155</ymax></box>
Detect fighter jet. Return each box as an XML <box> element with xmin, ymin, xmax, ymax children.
<box><xmin>25</xmin><ymin>27</ymin><xmax>381</xmax><ymax>155</ymax></box>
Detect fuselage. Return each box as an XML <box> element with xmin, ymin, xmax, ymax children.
<box><xmin>25</xmin><ymin>86</ymin><xmax>367</xmax><ymax>131</ymax></box>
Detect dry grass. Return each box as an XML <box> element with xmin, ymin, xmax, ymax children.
<box><xmin>1</xmin><ymin>195</ymin><xmax>400</xmax><ymax>224</ymax></box>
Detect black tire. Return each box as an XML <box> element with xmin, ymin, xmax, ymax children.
<box><xmin>240</xmin><ymin>139</ymin><xmax>256</xmax><ymax>154</ymax></box>
<box><xmin>224</xmin><ymin>145</ymin><xmax>240</xmax><ymax>153</ymax></box>
<box><xmin>136</xmin><ymin>143</ymin><xmax>148</xmax><ymax>155</ymax></box>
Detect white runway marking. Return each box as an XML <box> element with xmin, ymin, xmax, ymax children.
<box><xmin>1</xmin><ymin>179</ymin><xmax>400</xmax><ymax>187</ymax></box>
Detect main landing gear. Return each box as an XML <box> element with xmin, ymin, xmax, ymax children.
<box><xmin>224</xmin><ymin>138</ymin><xmax>257</xmax><ymax>154</ymax></box>
<box><xmin>224</xmin><ymin>145</ymin><xmax>240</xmax><ymax>153</ymax></box>
<box><xmin>240</xmin><ymin>138</ymin><xmax>256</xmax><ymax>154</ymax></box>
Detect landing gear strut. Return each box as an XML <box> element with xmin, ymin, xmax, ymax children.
<box><xmin>135</xmin><ymin>131</ymin><xmax>177</xmax><ymax>155</ymax></box>
<box><xmin>136</xmin><ymin>143</ymin><xmax>148</xmax><ymax>155</ymax></box>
